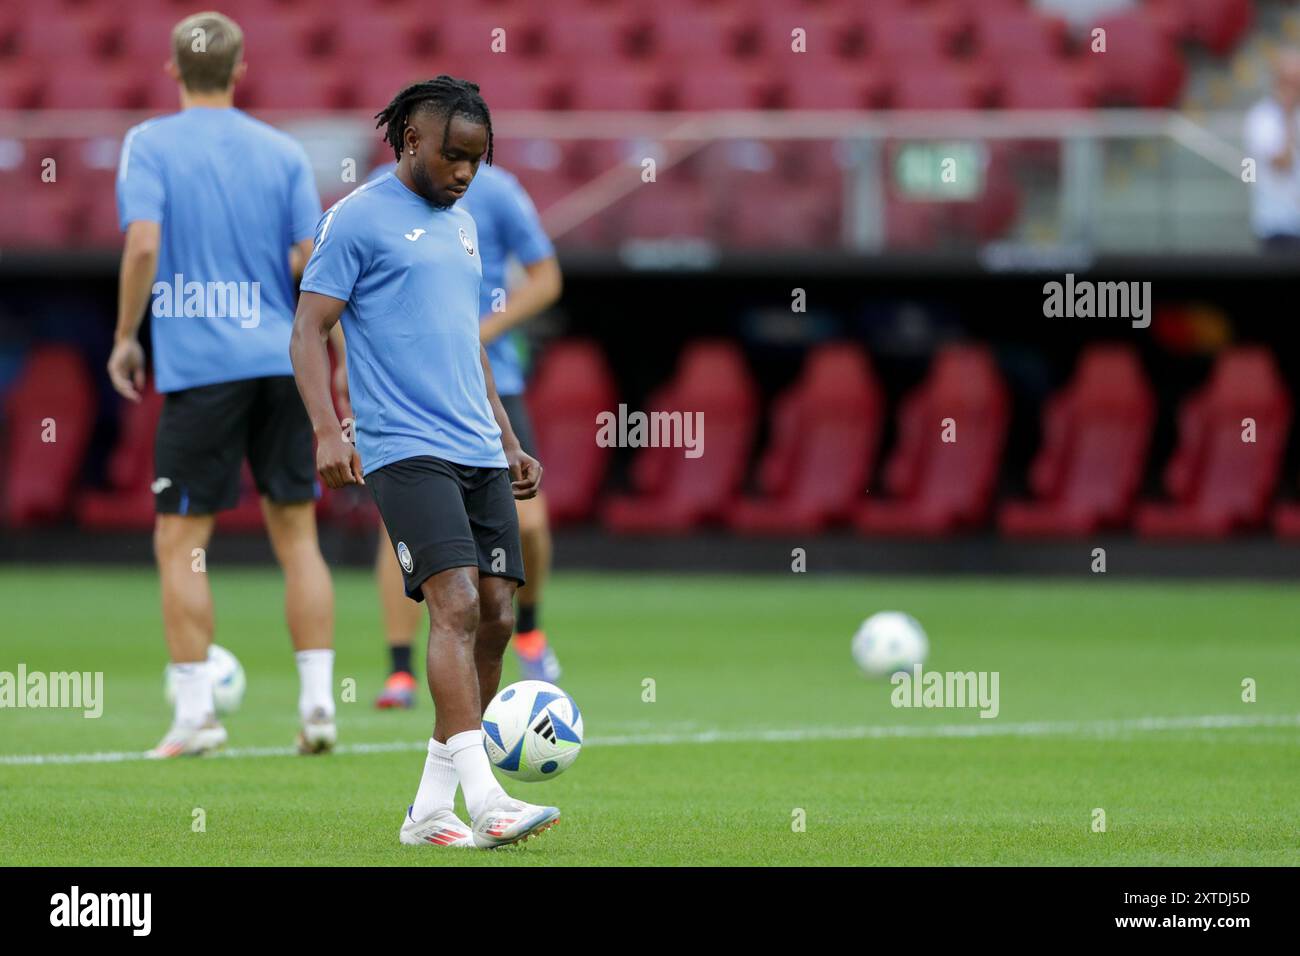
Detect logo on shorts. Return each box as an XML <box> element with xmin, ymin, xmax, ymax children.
<box><xmin>397</xmin><ymin>541</ymin><xmax>414</xmax><ymax>574</ymax></box>
<box><xmin>151</xmin><ymin>477</ymin><xmax>172</xmax><ymax>495</ymax></box>
<box><xmin>458</xmin><ymin>227</ymin><xmax>475</xmax><ymax>256</ymax></box>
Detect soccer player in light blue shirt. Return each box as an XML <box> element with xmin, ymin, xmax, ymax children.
<box><xmin>362</xmin><ymin>151</ymin><xmax>564</xmax><ymax>701</ymax></box>
<box><xmin>108</xmin><ymin>11</ymin><xmax>338</xmax><ymax>760</ymax></box>
<box><xmin>291</xmin><ymin>77</ymin><xmax>560</xmax><ymax>849</ymax></box>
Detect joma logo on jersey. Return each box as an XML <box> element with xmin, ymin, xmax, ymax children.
<box><xmin>404</xmin><ymin>228</ymin><xmax>426</xmax><ymax>242</ymax></box>
<box><xmin>458</xmin><ymin>227</ymin><xmax>475</xmax><ymax>256</ymax></box>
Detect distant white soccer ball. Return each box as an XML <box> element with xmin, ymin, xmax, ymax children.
<box><xmin>851</xmin><ymin>611</ymin><xmax>929</xmax><ymax>678</ymax></box>
<box><xmin>163</xmin><ymin>644</ymin><xmax>246</xmax><ymax>715</ymax></box>
<box><xmin>482</xmin><ymin>680</ymin><xmax>583</xmax><ymax>782</ymax></box>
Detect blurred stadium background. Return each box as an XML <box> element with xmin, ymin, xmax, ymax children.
<box><xmin>2</xmin><ymin>0</ymin><xmax>1298</xmax><ymax>576</ymax></box>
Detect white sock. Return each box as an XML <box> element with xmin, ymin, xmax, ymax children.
<box><xmin>295</xmin><ymin>649</ymin><xmax>335</xmax><ymax>721</ymax></box>
<box><xmin>172</xmin><ymin>661</ymin><xmax>214</xmax><ymax>726</ymax></box>
<box><xmin>411</xmin><ymin>738</ymin><xmax>460</xmax><ymax>820</ymax></box>
<box><xmin>447</xmin><ymin>729</ymin><xmax>507</xmax><ymax>821</ymax></box>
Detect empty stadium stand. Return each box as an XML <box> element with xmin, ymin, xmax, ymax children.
<box><xmin>2</xmin><ymin>346</ymin><xmax>97</xmax><ymax>527</ymax></box>
<box><xmin>1136</xmin><ymin>347</ymin><xmax>1292</xmax><ymax>538</ymax></box>
<box><xmin>602</xmin><ymin>339</ymin><xmax>758</xmax><ymax>533</ymax></box>
<box><xmin>729</xmin><ymin>342</ymin><xmax>883</xmax><ymax>533</ymax></box>
<box><xmin>854</xmin><ymin>344</ymin><xmax>1009</xmax><ymax>536</ymax></box>
<box><xmin>999</xmin><ymin>344</ymin><xmax>1155</xmax><ymax>537</ymax></box>
<box><xmin>0</xmin><ymin>0</ymin><xmax>1261</xmax><ymax>250</ymax></box>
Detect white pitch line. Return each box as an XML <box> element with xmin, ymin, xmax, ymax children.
<box><xmin>0</xmin><ymin>713</ymin><xmax>1295</xmax><ymax>767</ymax></box>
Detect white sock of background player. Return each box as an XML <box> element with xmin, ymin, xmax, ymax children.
<box><xmin>295</xmin><ymin>648</ymin><xmax>335</xmax><ymax>722</ymax></box>
<box><xmin>172</xmin><ymin>661</ymin><xmax>215</xmax><ymax>726</ymax></box>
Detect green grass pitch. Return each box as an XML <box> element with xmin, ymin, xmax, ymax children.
<box><xmin>1</xmin><ymin>567</ymin><xmax>1297</xmax><ymax>866</ymax></box>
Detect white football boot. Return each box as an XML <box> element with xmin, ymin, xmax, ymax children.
<box><xmin>399</xmin><ymin>806</ymin><xmax>475</xmax><ymax>848</ymax></box>
<box><xmin>296</xmin><ymin>707</ymin><xmax>337</xmax><ymax>755</ymax></box>
<box><xmin>146</xmin><ymin>717</ymin><xmax>227</xmax><ymax>758</ymax></box>
<box><xmin>471</xmin><ymin>797</ymin><xmax>561</xmax><ymax>849</ymax></box>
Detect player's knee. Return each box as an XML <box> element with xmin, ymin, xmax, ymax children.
<box><xmin>477</xmin><ymin>598</ymin><xmax>514</xmax><ymax>652</ymax></box>
<box><xmin>153</xmin><ymin>516</ymin><xmax>207</xmax><ymax>568</ymax></box>
<box><xmin>428</xmin><ymin>573</ymin><xmax>480</xmax><ymax>637</ymax></box>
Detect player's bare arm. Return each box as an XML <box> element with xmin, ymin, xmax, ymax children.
<box><xmin>107</xmin><ymin>219</ymin><xmax>161</xmax><ymax>402</ymax></box>
<box><xmin>480</xmin><ymin>343</ymin><xmax>541</xmax><ymax>499</ymax></box>
<box><xmin>478</xmin><ymin>256</ymin><xmax>562</xmax><ymax>345</ymax></box>
<box><xmin>288</xmin><ymin>237</ymin><xmax>314</xmax><ymax>280</ymax></box>
<box><xmin>290</xmin><ymin>290</ymin><xmax>363</xmax><ymax>488</ymax></box>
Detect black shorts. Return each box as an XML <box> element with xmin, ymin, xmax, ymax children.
<box><xmin>154</xmin><ymin>376</ymin><xmax>317</xmax><ymax>515</ymax></box>
<box><xmin>499</xmin><ymin>393</ymin><xmax>537</xmax><ymax>457</ymax></box>
<box><xmin>368</xmin><ymin>455</ymin><xmax>525</xmax><ymax>601</ymax></box>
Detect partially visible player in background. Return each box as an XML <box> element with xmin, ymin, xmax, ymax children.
<box><xmin>1244</xmin><ymin>47</ymin><xmax>1300</xmax><ymax>252</ymax></box>
<box><xmin>108</xmin><ymin>11</ymin><xmax>338</xmax><ymax>757</ymax></box>
<box><xmin>348</xmin><ymin>153</ymin><xmax>563</xmax><ymax>709</ymax></box>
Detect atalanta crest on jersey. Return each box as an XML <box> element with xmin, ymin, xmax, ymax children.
<box><xmin>458</xmin><ymin>226</ymin><xmax>475</xmax><ymax>256</ymax></box>
<box><xmin>397</xmin><ymin>541</ymin><xmax>414</xmax><ymax>573</ymax></box>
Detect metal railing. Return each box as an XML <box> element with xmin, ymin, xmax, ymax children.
<box><xmin>0</xmin><ymin>109</ymin><xmax>1259</xmax><ymax>255</ymax></box>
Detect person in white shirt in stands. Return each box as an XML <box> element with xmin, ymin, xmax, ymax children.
<box><xmin>1244</xmin><ymin>48</ymin><xmax>1300</xmax><ymax>252</ymax></box>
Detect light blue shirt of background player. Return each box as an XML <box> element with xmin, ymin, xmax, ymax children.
<box><xmin>367</xmin><ymin>162</ymin><xmax>556</xmax><ymax>396</ymax></box>
<box><xmin>117</xmin><ymin>107</ymin><xmax>322</xmax><ymax>393</ymax></box>
<box><xmin>300</xmin><ymin>172</ymin><xmax>506</xmax><ymax>474</ymax></box>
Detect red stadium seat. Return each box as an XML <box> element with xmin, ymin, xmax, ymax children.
<box><xmin>3</xmin><ymin>346</ymin><xmax>98</xmax><ymax>527</ymax></box>
<box><xmin>42</xmin><ymin>61</ymin><xmax>145</xmax><ymax>109</ymax></box>
<box><xmin>1136</xmin><ymin>348</ymin><xmax>1292</xmax><ymax>538</ymax></box>
<box><xmin>328</xmin><ymin>8</ymin><xmax>428</xmax><ymax>60</ymax></box>
<box><xmin>241</xmin><ymin>64</ymin><xmax>347</xmax><ymax>110</ymax></box>
<box><xmin>139</xmin><ymin>65</ymin><xmax>188</xmax><ymax>112</ymax></box>
<box><xmin>995</xmin><ymin>58</ymin><xmax>1098</xmax><ymax>110</ymax></box>
<box><xmin>724</xmin><ymin>185</ymin><xmax>839</xmax><ymax>248</ymax></box>
<box><xmin>472</xmin><ymin>64</ymin><xmax>563</xmax><ymax>111</ymax></box>
<box><xmin>970</xmin><ymin>7</ymin><xmax>1068</xmax><ymax>61</ymax></box>
<box><xmin>1000</xmin><ymin>345</ymin><xmax>1155</xmax><ymax>537</ymax></box>
<box><xmin>566</xmin><ymin>61</ymin><xmax>666</xmax><ymax>111</ymax></box>
<box><xmin>644</xmin><ymin>10</ymin><xmax>747</xmax><ymax>60</ymax></box>
<box><xmin>534</xmin><ymin>10</ymin><xmax>637</xmax><ymax>59</ymax></box>
<box><xmin>524</xmin><ymin>339</ymin><xmax>619</xmax><ymax>526</ymax></box>
<box><xmin>887</xmin><ymin>58</ymin><xmax>988</xmax><ymax>110</ymax></box>
<box><xmin>433</xmin><ymin>12</ymin><xmax>533</xmax><ymax>59</ymax></box>
<box><xmin>1274</xmin><ymin>486</ymin><xmax>1300</xmax><ymax>540</ymax></box>
<box><xmin>779</xmin><ymin>62</ymin><xmax>882</xmax><ymax>110</ymax></box>
<box><xmin>0</xmin><ymin>139</ymin><xmax>81</xmax><ymax>248</ymax></box>
<box><xmin>602</xmin><ymin>341</ymin><xmax>758</xmax><ymax>534</ymax></box>
<box><xmin>864</xmin><ymin>5</ymin><xmax>964</xmax><ymax>60</ymax></box>
<box><xmin>729</xmin><ymin>344</ymin><xmax>885</xmax><ymax>534</ymax></box>
<box><xmin>668</xmin><ymin>63</ymin><xmax>773</xmax><ymax>110</ymax></box>
<box><xmin>77</xmin><ymin>387</ymin><xmax>164</xmax><ymax>531</ymax></box>
<box><xmin>616</xmin><ymin>182</ymin><xmax>719</xmax><ymax>240</ymax></box>
<box><xmin>1153</xmin><ymin>0</ymin><xmax>1253</xmax><ymax>56</ymax></box>
<box><xmin>1088</xmin><ymin>10</ymin><xmax>1187</xmax><ymax>107</ymax></box>
<box><xmin>854</xmin><ymin>345</ymin><xmax>1009</xmax><ymax>536</ymax></box>
<box><xmin>117</xmin><ymin>10</ymin><xmax>190</xmax><ymax>61</ymax></box>
<box><xmin>341</xmin><ymin>58</ymin><xmax>432</xmax><ymax>114</ymax></box>
<box><xmin>0</xmin><ymin>62</ymin><xmax>42</xmax><ymax>109</ymax></box>
<box><xmin>749</xmin><ymin>8</ymin><xmax>861</xmax><ymax>61</ymax></box>
<box><xmin>15</xmin><ymin>11</ymin><xmax>115</xmax><ymax>61</ymax></box>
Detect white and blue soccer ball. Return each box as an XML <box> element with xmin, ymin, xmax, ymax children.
<box><xmin>851</xmin><ymin>611</ymin><xmax>929</xmax><ymax>678</ymax></box>
<box><xmin>163</xmin><ymin>644</ymin><xmax>246</xmax><ymax>715</ymax></box>
<box><xmin>482</xmin><ymin>680</ymin><xmax>583</xmax><ymax>782</ymax></box>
